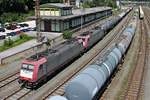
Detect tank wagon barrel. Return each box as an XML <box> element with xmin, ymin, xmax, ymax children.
<box><xmin>18</xmin><ymin>8</ymin><xmax>132</xmax><ymax>89</ymax></box>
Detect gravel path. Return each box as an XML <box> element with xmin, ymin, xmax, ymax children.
<box><xmin>143</xmin><ymin>7</ymin><xmax>150</xmax><ymax>100</ymax></box>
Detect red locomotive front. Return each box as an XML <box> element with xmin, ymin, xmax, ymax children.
<box><xmin>18</xmin><ymin>57</ymin><xmax>47</xmax><ymax>88</ymax></box>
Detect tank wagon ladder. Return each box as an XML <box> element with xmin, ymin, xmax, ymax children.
<box><xmin>0</xmin><ymin>72</ymin><xmax>19</xmax><ymax>88</ymax></box>
<box><xmin>124</xmin><ymin>14</ymin><xmax>148</xmax><ymax>100</ymax></box>
<box><xmin>42</xmin><ymin>9</ymin><xmax>134</xmax><ymax>100</ymax></box>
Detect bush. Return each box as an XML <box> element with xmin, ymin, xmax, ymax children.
<box><xmin>0</xmin><ymin>34</ymin><xmax>33</xmax><ymax>52</ymax></box>
<box><xmin>4</xmin><ymin>37</ymin><xmax>14</xmax><ymax>46</ymax></box>
<box><xmin>20</xmin><ymin>33</ymin><xmax>28</xmax><ymax>39</ymax></box>
<box><xmin>20</xmin><ymin>33</ymin><xmax>33</xmax><ymax>40</ymax></box>
<box><xmin>82</xmin><ymin>1</ymin><xmax>95</xmax><ymax>8</ymax></box>
<box><xmin>63</xmin><ymin>30</ymin><xmax>73</xmax><ymax>39</ymax></box>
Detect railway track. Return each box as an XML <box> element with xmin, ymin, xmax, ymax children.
<box><xmin>0</xmin><ymin>10</ymin><xmax>132</xmax><ymax>100</ymax></box>
<box><xmin>41</xmin><ymin>10</ymin><xmax>134</xmax><ymax>100</ymax></box>
<box><xmin>139</xmin><ymin>7</ymin><xmax>150</xmax><ymax>99</ymax></box>
<box><xmin>0</xmin><ymin>72</ymin><xmax>32</xmax><ymax>100</ymax></box>
<box><xmin>3</xmin><ymin>88</ymin><xmax>31</xmax><ymax>100</ymax></box>
<box><xmin>0</xmin><ymin>72</ymin><xmax>19</xmax><ymax>88</ymax></box>
<box><xmin>123</xmin><ymin>10</ymin><xmax>148</xmax><ymax>100</ymax></box>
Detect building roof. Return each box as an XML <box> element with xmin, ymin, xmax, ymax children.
<box><xmin>29</xmin><ymin>7</ymin><xmax>112</xmax><ymax>21</ymax></box>
<box><xmin>40</xmin><ymin>3</ymin><xmax>73</xmax><ymax>9</ymax></box>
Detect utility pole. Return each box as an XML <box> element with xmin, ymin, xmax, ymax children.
<box><xmin>80</xmin><ymin>0</ymin><xmax>83</xmax><ymax>33</ymax></box>
<box><xmin>35</xmin><ymin>0</ymin><xmax>41</xmax><ymax>42</ymax></box>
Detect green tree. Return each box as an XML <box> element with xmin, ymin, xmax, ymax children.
<box><xmin>63</xmin><ymin>30</ymin><xmax>73</xmax><ymax>39</ymax></box>
<box><xmin>82</xmin><ymin>1</ymin><xmax>95</xmax><ymax>8</ymax></box>
<box><xmin>92</xmin><ymin>0</ymin><xmax>116</xmax><ymax>8</ymax></box>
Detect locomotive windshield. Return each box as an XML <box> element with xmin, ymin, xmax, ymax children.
<box><xmin>21</xmin><ymin>64</ymin><xmax>34</xmax><ymax>71</ymax></box>
<box><xmin>20</xmin><ymin>64</ymin><xmax>34</xmax><ymax>79</ymax></box>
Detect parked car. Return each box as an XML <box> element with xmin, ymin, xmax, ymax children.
<box><xmin>0</xmin><ymin>28</ymin><xmax>5</xmax><ymax>32</ymax></box>
<box><xmin>19</xmin><ymin>23</ymin><xmax>29</xmax><ymax>27</ymax></box>
<box><xmin>6</xmin><ymin>24</ymin><xmax>17</xmax><ymax>30</ymax></box>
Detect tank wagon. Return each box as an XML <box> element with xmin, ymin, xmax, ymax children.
<box><xmin>101</xmin><ymin>8</ymin><xmax>132</xmax><ymax>32</ymax></box>
<box><xmin>63</xmin><ymin>15</ymin><xmax>137</xmax><ymax>100</ymax></box>
<box><xmin>18</xmin><ymin>8</ymin><xmax>132</xmax><ymax>88</ymax></box>
<box><xmin>139</xmin><ymin>6</ymin><xmax>144</xmax><ymax>19</ymax></box>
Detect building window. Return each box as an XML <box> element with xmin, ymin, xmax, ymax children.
<box><xmin>51</xmin><ymin>21</ymin><xmax>55</xmax><ymax>31</ymax></box>
<box><xmin>55</xmin><ymin>21</ymin><xmax>60</xmax><ymax>32</ymax></box>
<box><xmin>64</xmin><ymin>10</ymin><xmax>67</xmax><ymax>16</ymax></box>
<box><xmin>51</xmin><ymin>20</ymin><xmax>60</xmax><ymax>32</ymax></box>
<box><xmin>61</xmin><ymin>9</ymin><xmax>64</xmax><ymax>16</ymax></box>
<box><xmin>64</xmin><ymin>21</ymin><xmax>69</xmax><ymax>30</ymax></box>
<box><xmin>68</xmin><ymin>9</ymin><xmax>71</xmax><ymax>15</ymax></box>
<box><xmin>55</xmin><ymin>9</ymin><xmax>60</xmax><ymax>16</ymax></box>
<box><xmin>51</xmin><ymin>9</ymin><xmax>55</xmax><ymax>16</ymax></box>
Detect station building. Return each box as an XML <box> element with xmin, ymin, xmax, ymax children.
<box><xmin>30</xmin><ymin>3</ymin><xmax>112</xmax><ymax>33</ymax></box>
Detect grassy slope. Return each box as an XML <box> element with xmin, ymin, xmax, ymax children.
<box><xmin>0</xmin><ymin>34</ymin><xmax>33</xmax><ymax>52</ymax></box>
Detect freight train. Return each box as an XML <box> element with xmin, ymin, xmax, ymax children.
<box><xmin>48</xmin><ymin>11</ymin><xmax>137</xmax><ymax>100</ymax></box>
<box><xmin>18</xmin><ymin>8</ymin><xmax>132</xmax><ymax>88</ymax></box>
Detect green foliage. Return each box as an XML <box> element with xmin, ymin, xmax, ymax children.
<box><xmin>0</xmin><ymin>11</ymin><xmax>34</xmax><ymax>23</ymax></box>
<box><xmin>82</xmin><ymin>1</ymin><xmax>95</xmax><ymax>8</ymax></box>
<box><xmin>0</xmin><ymin>0</ymin><xmax>63</xmax><ymax>14</ymax></box>
<box><xmin>63</xmin><ymin>30</ymin><xmax>73</xmax><ymax>39</ymax></box>
<box><xmin>0</xmin><ymin>34</ymin><xmax>33</xmax><ymax>52</ymax></box>
<box><xmin>20</xmin><ymin>33</ymin><xmax>32</xmax><ymax>40</ymax></box>
<box><xmin>0</xmin><ymin>0</ymin><xmax>63</xmax><ymax>23</ymax></box>
<box><xmin>44</xmin><ymin>0</ymin><xmax>63</xmax><ymax>3</ymax></box>
<box><xmin>82</xmin><ymin>0</ymin><xmax>117</xmax><ymax>8</ymax></box>
<box><xmin>4</xmin><ymin>37</ymin><xmax>14</xmax><ymax>46</ymax></box>
<box><xmin>0</xmin><ymin>0</ymin><xmax>34</xmax><ymax>13</ymax></box>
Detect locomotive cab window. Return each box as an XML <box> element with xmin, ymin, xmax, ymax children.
<box><xmin>21</xmin><ymin>64</ymin><xmax>34</xmax><ymax>71</ymax></box>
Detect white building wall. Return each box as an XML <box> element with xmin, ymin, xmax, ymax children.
<box><xmin>41</xmin><ymin>21</ymin><xmax>45</xmax><ymax>31</ymax></box>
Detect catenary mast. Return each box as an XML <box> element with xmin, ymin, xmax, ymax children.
<box><xmin>35</xmin><ymin>0</ymin><xmax>41</xmax><ymax>42</ymax></box>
